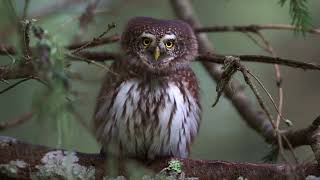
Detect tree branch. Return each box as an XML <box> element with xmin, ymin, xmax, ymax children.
<box><xmin>309</xmin><ymin>117</ymin><xmax>320</xmax><ymax>164</ymax></box>
<box><xmin>64</xmin><ymin>51</ymin><xmax>320</xmax><ymax>71</ymax></box>
<box><xmin>195</xmin><ymin>24</ymin><xmax>320</xmax><ymax>34</ymax></box>
<box><xmin>0</xmin><ymin>111</ymin><xmax>33</xmax><ymax>130</ymax></box>
<box><xmin>69</xmin><ymin>51</ymin><xmax>120</xmax><ymax>62</ymax></box>
<box><xmin>0</xmin><ymin>63</ymin><xmax>35</xmax><ymax>80</ymax></box>
<box><xmin>66</xmin><ymin>34</ymin><xmax>120</xmax><ymax>50</ymax></box>
<box><xmin>275</xmin><ymin>116</ymin><xmax>320</xmax><ymax>149</ymax></box>
<box><xmin>171</xmin><ymin>0</ymin><xmax>319</xmax><ymax>153</ymax></box>
<box><xmin>0</xmin><ymin>136</ymin><xmax>319</xmax><ymax>179</ymax></box>
<box><xmin>0</xmin><ymin>50</ymin><xmax>319</xmax><ymax>83</ymax></box>
<box><xmin>0</xmin><ymin>44</ymin><xmax>16</xmax><ymax>56</ymax></box>
<box><xmin>71</xmin><ymin>0</ymin><xmax>101</xmax><ymax>44</ymax></box>
<box><xmin>198</xmin><ymin>53</ymin><xmax>320</xmax><ymax>70</ymax></box>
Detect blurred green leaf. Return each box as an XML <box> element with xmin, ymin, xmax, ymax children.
<box><xmin>31</xmin><ymin>25</ymin><xmax>74</xmax><ymax>148</ymax></box>
<box><xmin>279</xmin><ymin>0</ymin><xmax>312</xmax><ymax>35</ymax></box>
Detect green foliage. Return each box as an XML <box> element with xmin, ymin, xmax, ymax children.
<box><xmin>31</xmin><ymin>25</ymin><xmax>74</xmax><ymax>148</ymax></box>
<box><xmin>278</xmin><ymin>0</ymin><xmax>312</xmax><ymax>34</ymax></box>
<box><xmin>167</xmin><ymin>160</ymin><xmax>182</xmax><ymax>173</ymax></box>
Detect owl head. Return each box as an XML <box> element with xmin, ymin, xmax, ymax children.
<box><xmin>121</xmin><ymin>17</ymin><xmax>198</xmax><ymax>72</ymax></box>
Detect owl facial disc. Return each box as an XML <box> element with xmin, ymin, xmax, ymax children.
<box><xmin>139</xmin><ymin>32</ymin><xmax>177</xmax><ymax>66</ymax></box>
<box><xmin>121</xmin><ymin>17</ymin><xmax>198</xmax><ymax>72</ymax></box>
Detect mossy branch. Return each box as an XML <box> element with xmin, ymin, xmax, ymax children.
<box><xmin>0</xmin><ymin>136</ymin><xmax>319</xmax><ymax>180</ymax></box>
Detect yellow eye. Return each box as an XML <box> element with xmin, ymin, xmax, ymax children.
<box><xmin>165</xmin><ymin>41</ymin><xmax>174</xmax><ymax>48</ymax></box>
<box><xmin>142</xmin><ymin>38</ymin><xmax>152</xmax><ymax>47</ymax></box>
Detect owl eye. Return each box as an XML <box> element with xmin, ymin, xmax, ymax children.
<box><xmin>142</xmin><ymin>38</ymin><xmax>152</xmax><ymax>47</ymax></box>
<box><xmin>165</xmin><ymin>40</ymin><xmax>174</xmax><ymax>48</ymax></box>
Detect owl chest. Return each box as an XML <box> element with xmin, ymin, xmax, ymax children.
<box><xmin>108</xmin><ymin>78</ymin><xmax>200</xmax><ymax>157</ymax></box>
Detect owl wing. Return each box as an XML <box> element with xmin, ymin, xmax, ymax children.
<box><xmin>92</xmin><ymin>60</ymin><xmax>125</xmax><ymax>143</ymax></box>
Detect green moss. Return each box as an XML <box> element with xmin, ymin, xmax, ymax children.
<box><xmin>167</xmin><ymin>159</ymin><xmax>182</xmax><ymax>173</ymax></box>
<box><xmin>141</xmin><ymin>159</ymin><xmax>198</xmax><ymax>180</ymax></box>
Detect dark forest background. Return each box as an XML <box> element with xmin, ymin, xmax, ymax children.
<box><xmin>0</xmin><ymin>0</ymin><xmax>319</xmax><ymax>164</ymax></box>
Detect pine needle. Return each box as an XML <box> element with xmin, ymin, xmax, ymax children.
<box><xmin>279</xmin><ymin>0</ymin><xmax>312</xmax><ymax>35</ymax></box>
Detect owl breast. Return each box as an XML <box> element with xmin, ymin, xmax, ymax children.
<box><xmin>98</xmin><ymin>77</ymin><xmax>200</xmax><ymax>159</ymax></box>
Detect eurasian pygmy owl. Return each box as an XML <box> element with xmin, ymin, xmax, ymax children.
<box><xmin>93</xmin><ymin>17</ymin><xmax>201</xmax><ymax>160</ymax></box>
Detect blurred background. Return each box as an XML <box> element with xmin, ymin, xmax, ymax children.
<box><xmin>0</xmin><ymin>0</ymin><xmax>319</xmax><ymax>164</ymax></box>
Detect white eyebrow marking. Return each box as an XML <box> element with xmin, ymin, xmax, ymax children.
<box><xmin>140</xmin><ymin>32</ymin><xmax>156</xmax><ymax>40</ymax></box>
<box><xmin>160</xmin><ymin>34</ymin><xmax>176</xmax><ymax>42</ymax></box>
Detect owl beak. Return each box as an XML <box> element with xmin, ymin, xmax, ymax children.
<box><xmin>153</xmin><ymin>47</ymin><xmax>160</xmax><ymax>61</ymax></box>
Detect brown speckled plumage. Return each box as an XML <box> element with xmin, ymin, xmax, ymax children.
<box><xmin>93</xmin><ymin>17</ymin><xmax>201</xmax><ymax>160</ymax></box>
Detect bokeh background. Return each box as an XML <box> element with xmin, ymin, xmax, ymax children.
<box><xmin>0</xmin><ymin>0</ymin><xmax>319</xmax><ymax>164</ymax></box>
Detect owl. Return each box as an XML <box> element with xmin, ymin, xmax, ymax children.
<box><xmin>93</xmin><ymin>17</ymin><xmax>201</xmax><ymax>160</ymax></box>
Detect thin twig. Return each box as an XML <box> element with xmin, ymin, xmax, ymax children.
<box><xmin>69</xmin><ymin>108</ymin><xmax>93</xmax><ymax>135</ymax></box>
<box><xmin>254</xmin><ymin>32</ymin><xmax>275</xmax><ymax>54</ymax></box>
<box><xmin>195</xmin><ymin>24</ymin><xmax>320</xmax><ymax>34</ymax></box>
<box><xmin>0</xmin><ymin>111</ymin><xmax>33</xmax><ymax>130</ymax></box>
<box><xmin>252</xmin><ymin>31</ymin><xmax>292</xmax><ymax>162</ymax></box>
<box><xmin>71</xmin><ymin>23</ymin><xmax>116</xmax><ymax>54</ymax></box>
<box><xmin>68</xmin><ymin>72</ymin><xmax>101</xmax><ymax>83</ymax></box>
<box><xmin>71</xmin><ymin>0</ymin><xmax>101</xmax><ymax>43</ymax></box>
<box><xmin>0</xmin><ymin>44</ymin><xmax>16</xmax><ymax>55</ymax></box>
<box><xmin>282</xmin><ymin>134</ymin><xmax>299</xmax><ymax>163</ymax></box>
<box><xmin>251</xmin><ymin>31</ymin><xmax>299</xmax><ymax>163</ymax></box>
<box><xmin>0</xmin><ymin>78</ymin><xmax>31</xmax><ymax>94</ymax></box>
<box><xmin>274</xmin><ymin>64</ymin><xmax>283</xmax><ymax>126</ymax></box>
<box><xmin>66</xmin><ymin>34</ymin><xmax>120</xmax><ymax>50</ymax></box>
<box><xmin>198</xmin><ymin>54</ymin><xmax>320</xmax><ymax>70</ymax></box>
<box><xmin>0</xmin><ymin>63</ymin><xmax>34</xmax><ymax>80</ymax></box>
<box><xmin>32</xmin><ymin>76</ymin><xmax>50</xmax><ymax>87</ymax></box>
<box><xmin>240</xmin><ymin>67</ymin><xmax>276</xmax><ymax>129</ymax></box>
<box><xmin>66</xmin><ymin>50</ymin><xmax>320</xmax><ymax>71</ymax></box>
<box><xmin>211</xmin><ymin>55</ymin><xmax>278</xmax><ymax>131</ymax></box>
<box><xmin>276</xmin><ymin>130</ymin><xmax>290</xmax><ymax>163</ymax></box>
<box><xmin>254</xmin><ymin>32</ymin><xmax>284</xmax><ymax>124</ymax></box>
<box><xmin>243</xmin><ymin>32</ymin><xmax>286</xmax><ymax>125</ymax></box>
<box><xmin>309</xmin><ymin>117</ymin><xmax>320</xmax><ymax>164</ymax></box>
<box><xmin>238</xmin><ymin>69</ymin><xmax>302</xmax><ymax>166</ymax></box>
<box><xmin>246</xmin><ymin>71</ymin><xmax>286</xmax><ymax>123</ymax></box>
<box><xmin>243</xmin><ymin>32</ymin><xmax>269</xmax><ymax>51</ymax></box>
<box><xmin>0</xmin><ymin>49</ymin><xmax>319</xmax><ymax>82</ymax></box>
<box><xmin>21</xmin><ymin>20</ymin><xmax>32</xmax><ymax>60</ymax></box>
<box><xmin>71</xmin><ymin>50</ymin><xmax>120</xmax><ymax>61</ymax></box>
<box><xmin>0</xmin><ymin>45</ymin><xmax>17</xmax><ymax>64</ymax></box>
<box><xmin>30</xmin><ymin>0</ymin><xmax>85</xmax><ymax>19</ymax></box>
<box><xmin>66</xmin><ymin>52</ymin><xmax>116</xmax><ymax>75</ymax></box>
<box><xmin>243</xmin><ymin>30</ymin><xmax>295</xmax><ymax>163</ymax></box>
<box><xmin>247</xmin><ymin>70</ymin><xmax>298</xmax><ymax>164</ymax></box>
